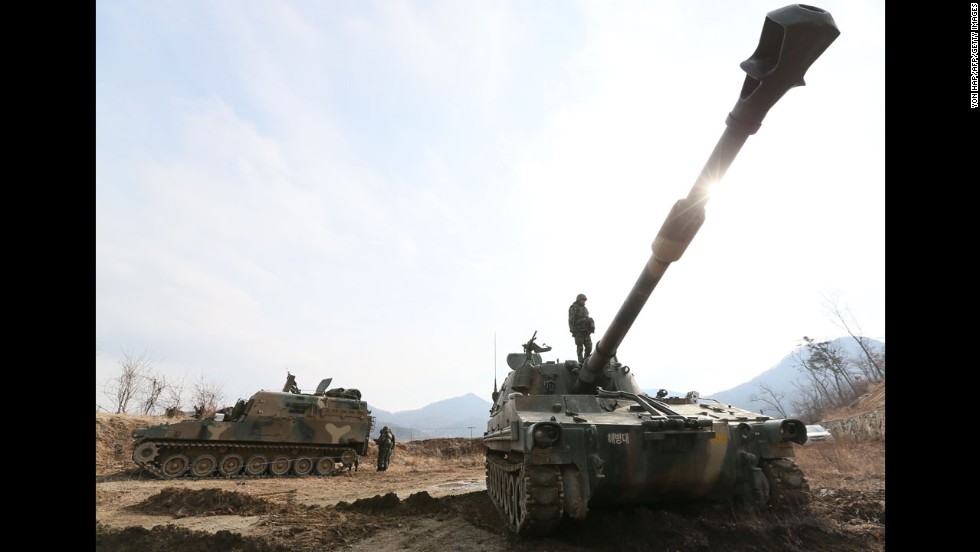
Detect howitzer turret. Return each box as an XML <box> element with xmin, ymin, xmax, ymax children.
<box><xmin>484</xmin><ymin>4</ymin><xmax>839</xmax><ymax>536</ymax></box>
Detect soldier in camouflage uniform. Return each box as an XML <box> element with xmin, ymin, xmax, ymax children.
<box><xmin>568</xmin><ymin>293</ymin><xmax>595</xmax><ymax>363</ymax></box>
<box><xmin>375</xmin><ymin>426</ymin><xmax>395</xmax><ymax>471</ymax></box>
<box><xmin>383</xmin><ymin>427</ymin><xmax>395</xmax><ymax>470</ymax></box>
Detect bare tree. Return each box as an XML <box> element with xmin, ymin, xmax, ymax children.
<box><xmin>851</xmin><ymin>340</ymin><xmax>885</xmax><ymax>383</ymax></box>
<box><xmin>779</xmin><ymin>298</ymin><xmax>885</xmax><ymax>422</ymax></box>
<box><xmin>750</xmin><ymin>382</ymin><xmax>789</xmax><ymax>418</ymax></box>
<box><xmin>792</xmin><ymin>342</ymin><xmax>840</xmax><ymax>409</ymax></box>
<box><xmin>190</xmin><ymin>375</ymin><xmax>225</xmax><ymax>419</ymax></box>
<box><xmin>821</xmin><ymin>294</ymin><xmax>885</xmax><ymax>381</ymax></box>
<box><xmin>160</xmin><ymin>376</ymin><xmax>188</xmax><ymax>416</ymax></box>
<box><xmin>802</xmin><ymin>337</ymin><xmax>861</xmax><ymax>400</ymax></box>
<box><xmin>789</xmin><ymin>379</ymin><xmax>825</xmax><ymax>423</ymax></box>
<box><xmin>104</xmin><ymin>349</ymin><xmax>155</xmax><ymax>414</ymax></box>
<box><xmin>139</xmin><ymin>375</ymin><xmax>167</xmax><ymax>415</ymax></box>
<box><xmin>791</xmin><ymin>332</ymin><xmax>883</xmax><ymax>422</ymax></box>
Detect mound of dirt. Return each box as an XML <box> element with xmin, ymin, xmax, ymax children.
<box><xmin>95</xmin><ymin>523</ymin><xmax>292</xmax><ymax>552</ymax></box>
<box><xmin>335</xmin><ymin>490</ymin><xmax>448</xmax><ymax>516</ymax></box>
<box><xmin>335</xmin><ymin>491</ymin><xmax>402</xmax><ymax>512</ymax></box>
<box><xmin>128</xmin><ymin>487</ymin><xmax>281</xmax><ymax>518</ymax></box>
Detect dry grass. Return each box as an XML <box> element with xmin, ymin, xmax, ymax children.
<box><xmin>379</xmin><ymin>438</ymin><xmax>485</xmax><ymax>472</ymax></box>
<box><xmin>793</xmin><ymin>438</ymin><xmax>885</xmax><ymax>491</ymax></box>
<box><xmin>822</xmin><ymin>380</ymin><xmax>885</xmax><ymax>421</ymax></box>
<box><xmin>96</xmin><ymin>412</ymin><xmax>165</xmax><ymax>473</ymax></box>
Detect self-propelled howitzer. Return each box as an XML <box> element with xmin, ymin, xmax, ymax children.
<box><xmin>484</xmin><ymin>4</ymin><xmax>840</xmax><ymax>536</ymax></box>
<box><xmin>132</xmin><ymin>377</ymin><xmax>374</xmax><ymax>479</ymax></box>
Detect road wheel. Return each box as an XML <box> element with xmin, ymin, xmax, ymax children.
<box><xmin>161</xmin><ymin>454</ymin><xmax>189</xmax><ymax>479</ymax></box>
<box><xmin>245</xmin><ymin>455</ymin><xmax>268</xmax><ymax>476</ymax></box>
<box><xmin>315</xmin><ymin>457</ymin><xmax>336</xmax><ymax>476</ymax></box>
<box><xmin>269</xmin><ymin>456</ymin><xmax>292</xmax><ymax>476</ymax></box>
<box><xmin>293</xmin><ymin>457</ymin><xmax>314</xmax><ymax>476</ymax></box>
<box><xmin>190</xmin><ymin>455</ymin><xmax>217</xmax><ymax>477</ymax></box>
<box><xmin>219</xmin><ymin>454</ymin><xmax>243</xmax><ymax>477</ymax></box>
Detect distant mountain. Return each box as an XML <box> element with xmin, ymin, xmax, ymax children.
<box><xmin>367</xmin><ymin>392</ymin><xmax>493</xmax><ymax>441</ymax></box>
<box><xmin>706</xmin><ymin>337</ymin><xmax>884</xmax><ymax>417</ymax></box>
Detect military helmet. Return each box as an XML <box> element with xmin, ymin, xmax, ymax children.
<box><xmin>577</xmin><ymin>293</ymin><xmax>587</xmax><ymax>300</ymax></box>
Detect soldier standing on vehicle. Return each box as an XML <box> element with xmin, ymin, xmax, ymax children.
<box><xmin>376</xmin><ymin>426</ymin><xmax>395</xmax><ymax>471</ymax></box>
<box><xmin>568</xmin><ymin>293</ymin><xmax>595</xmax><ymax>363</ymax></box>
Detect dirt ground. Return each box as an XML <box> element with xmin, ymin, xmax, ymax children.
<box><xmin>95</xmin><ymin>411</ymin><xmax>884</xmax><ymax>552</ymax></box>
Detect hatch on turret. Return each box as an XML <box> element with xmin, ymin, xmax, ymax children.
<box><xmin>507</xmin><ymin>352</ymin><xmax>541</xmax><ymax>369</ymax></box>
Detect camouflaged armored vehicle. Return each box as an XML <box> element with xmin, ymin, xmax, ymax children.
<box><xmin>484</xmin><ymin>4</ymin><xmax>839</xmax><ymax>535</ymax></box>
<box><xmin>133</xmin><ymin>376</ymin><xmax>374</xmax><ymax>479</ymax></box>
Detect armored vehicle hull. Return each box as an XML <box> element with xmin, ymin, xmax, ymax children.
<box><xmin>133</xmin><ymin>381</ymin><xmax>374</xmax><ymax>479</ymax></box>
<box><xmin>484</xmin><ymin>4</ymin><xmax>839</xmax><ymax>536</ymax></box>
<box><xmin>485</xmin><ymin>350</ymin><xmax>808</xmax><ymax>534</ymax></box>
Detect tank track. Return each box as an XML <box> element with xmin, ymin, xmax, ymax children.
<box><xmin>485</xmin><ymin>452</ymin><xmax>564</xmax><ymax>535</ymax></box>
<box><xmin>134</xmin><ymin>440</ymin><xmax>360</xmax><ymax>479</ymax></box>
<box><xmin>761</xmin><ymin>458</ymin><xmax>811</xmax><ymax>509</ymax></box>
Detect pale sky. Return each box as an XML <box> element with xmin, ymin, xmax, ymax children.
<box><xmin>96</xmin><ymin>0</ymin><xmax>885</xmax><ymax>414</ymax></box>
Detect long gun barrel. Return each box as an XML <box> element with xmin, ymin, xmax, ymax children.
<box><xmin>576</xmin><ymin>5</ymin><xmax>839</xmax><ymax>391</ymax></box>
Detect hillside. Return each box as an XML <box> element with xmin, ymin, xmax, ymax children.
<box><xmin>707</xmin><ymin>337</ymin><xmax>885</xmax><ymax>418</ymax></box>
<box><xmin>822</xmin><ymin>378</ymin><xmax>885</xmax><ymax>420</ymax></box>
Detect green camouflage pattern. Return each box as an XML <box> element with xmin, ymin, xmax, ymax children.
<box><xmin>486</xmin><ymin>348</ymin><xmax>807</xmax><ymax>532</ymax></box>
<box><xmin>567</xmin><ymin>301</ymin><xmax>590</xmax><ymax>333</ymax></box>
<box><xmin>132</xmin><ymin>381</ymin><xmax>374</xmax><ymax>479</ymax></box>
<box><xmin>568</xmin><ymin>300</ymin><xmax>594</xmax><ymax>363</ymax></box>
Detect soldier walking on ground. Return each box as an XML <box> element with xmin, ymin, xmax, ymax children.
<box><xmin>568</xmin><ymin>293</ymin><xmax>595</xmax><ymax>363</ymax></box>
<box><xmin>375</xmin><ymin>426</ymin><xmax>395</xmax><ymax>471</ymax></box>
